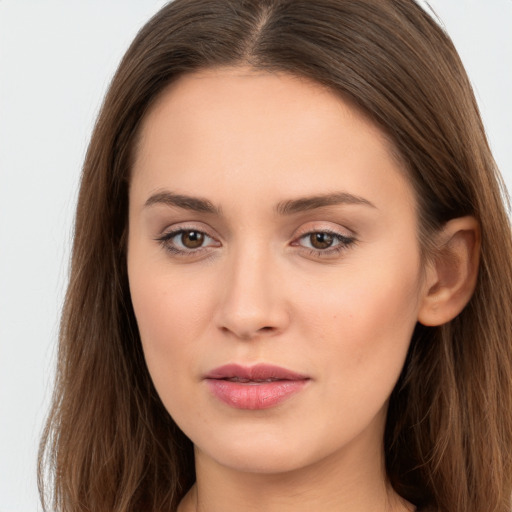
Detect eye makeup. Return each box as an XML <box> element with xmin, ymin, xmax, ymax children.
<box><xmin>155</xmin><ymin>223</ymin><xmax>357</xmax><ymax>261</ymax></box>
<box><xmin>292</xmin><ymin>229</ymin><xmax>357</xmax><ymax>259</ymax></box>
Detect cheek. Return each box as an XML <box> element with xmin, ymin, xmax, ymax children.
<box><xmin>128</xmin><ymin>252</ymin><xmax>217</xmax><ymax>385</ymax></box>
<box><xmin>128</xmin><ymin>266</ymin><xmax>220</xmax><ymax>429</ymax></box>
<box><xmin>298</xmin><ymin>254</ymin><xmax>422</xmax><ymax>389</ymax></box>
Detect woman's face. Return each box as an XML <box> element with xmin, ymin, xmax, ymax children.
<box><xmin>128</xmin><ymin>67</ymin><xmax>428</xmax><ymax>475</ymax></box>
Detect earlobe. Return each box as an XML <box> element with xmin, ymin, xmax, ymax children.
<box><xmin>418</xmin><ymin>216</ymin><xmax>480</xmax><ymax>327</ymax></box>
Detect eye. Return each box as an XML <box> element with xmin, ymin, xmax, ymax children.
<box><xmin>178</xmin><ymin>230</ymin><xmax>206</xmax><ymax>249</ymax></box>
<box><xmin>306</xmin><ymin>232</ymin><xmax>337</xmax><ymax>250</ymax></box>
<box><xmin>156</xmin><ymin>227</ymin><xmax>220</xmax><ymax>255</ymax></box>
<box><xmin>292</xmin><ymin>229</ymin><xmax>356</xmax><ymax>257</ymax></box>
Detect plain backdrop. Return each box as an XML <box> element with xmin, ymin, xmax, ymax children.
<box><xmin>0</xmin><ymin>1</ymin><xmax>511</xmax><ymax>510</ymax></box>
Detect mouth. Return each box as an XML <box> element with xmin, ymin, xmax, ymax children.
<box><xmin>204</xmin><ymin>364</ymin><xmax>310</xmax><ymax>410</ymax></box>
<box><xmin>220</xmin><ymin>377</ymin><xmax>288</xmax><ymax>384</ymax></box>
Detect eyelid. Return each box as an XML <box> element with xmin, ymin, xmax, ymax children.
<box><xmin>292</xmin><ymin>221</ymin><xmax>356</xmax><ymax>240</ymax></box>
<box><xmin>291</xmin><ymin>229</ymin><xmax>355</xmax><ymax>248</ymax></box>
<box><xmin>290</xmin><ymin>222</ymin><xmax>358</xmax><ymax>258</ymax></box>
<box><xmin>154</xmin><ymin>221</ymin><xmax>356</xmax><ymax>259</ymax></box>
<box><xmin>155</xmin><ymin>223</ymin><xmax>221</xmax><ymax>255</ymax></box>
<box><xmin>157</xmin><ymin>221</ymin><xmax>219</xmax><ymax>239</ymax></box>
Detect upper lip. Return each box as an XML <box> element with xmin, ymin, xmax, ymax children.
<box><xmin>205</xmin><ymin>363</ymin><xmax>309</xmax><ymax>381</ymax></box>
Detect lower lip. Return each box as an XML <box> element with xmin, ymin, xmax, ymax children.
<box><xmin>206</xmin><ymin>379</ymin><xmax>308</xmax><ymax>410</ymax></box>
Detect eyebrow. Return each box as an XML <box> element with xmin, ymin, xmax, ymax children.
<box><xmin>143</xmin><ymin>190</ymin><xmax>375</xmax><ymax>215</ymax></box>
<box><xmin>275</xmin><ymin>192</ymin><xmax>376</xmax><ymax>215</ymax></box>
<box><xmin>144</xmin><ymin>191</ymin><xmax>221</xmax><ymax>214</ymax></box>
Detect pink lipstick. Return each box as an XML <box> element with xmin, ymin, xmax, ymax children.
<box><xmin>205</xmin><ymin>364</ymin><xmax>309</xmax><ymax>410</ymax></box>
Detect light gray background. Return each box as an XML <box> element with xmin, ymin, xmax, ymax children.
<box><xmin>0</xmin><ymin>1</ymin><xmax>511</xmax><ymax>510</ymax></box>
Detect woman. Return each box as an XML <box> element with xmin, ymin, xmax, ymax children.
<box><xmin>38</xmin><ymin>1</ymin><xmax>512</xmax><ymax>511</ymax></box>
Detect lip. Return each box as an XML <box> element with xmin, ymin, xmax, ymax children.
<box><xmin>204</xmin><ymin>364</ymin><xmax>310</xmax><ymax>410</ymax></box>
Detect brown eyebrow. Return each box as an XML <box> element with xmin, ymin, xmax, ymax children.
<box><xmin>144</xmin><ymin>191</ymin><xmax>221</xmax><ymax>214</ymax></box>
<box><xmin>275</xmin><ymin>192</ymin><xmax>376</xmax><ymax>215</ymax></box>
<box><xmin>144</xmin><ymin>190</ymin><xmax>375</xmax><ymax>216</ymax></box>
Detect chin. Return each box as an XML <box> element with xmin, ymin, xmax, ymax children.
<box><xmin>199</xmin><ymin>439</ymin><xmax>316</xmax><ymax>475</ymax></box>
<box><xmin>182</xmin><ymin>398</ymin><xmax>390</xmax><ymax>479</ymax></box>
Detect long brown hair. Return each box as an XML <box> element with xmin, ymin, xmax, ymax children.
<box><xmin>39</xmin><ymin>1</ymin><xmax>512</xmax><ymax>511</ymax></box>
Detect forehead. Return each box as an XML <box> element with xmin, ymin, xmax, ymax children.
<box><xmin>131</xmin><ymin>66</ymin><xmax>414</xmax><ymax>215</ymax></box>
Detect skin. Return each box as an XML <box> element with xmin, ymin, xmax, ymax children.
<box><xmin>127</xmin><ymin>67</ymin><xmax>474</xmax><ymax>512</ymax></box>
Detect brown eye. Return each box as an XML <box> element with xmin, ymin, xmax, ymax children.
<box><xmin>309</xmin><ymin>232</ymin><xmax>334</xmax><ymax>249</ymax></box>
<box><xmin>293</xmin><ymin>229</ymin><xmax>355</xmax><ymax>257</ymax></box>
<box><xmin>157</xmin><ymin>228</ymin><xmax>220</xmax><ymax>256</ymax></box>
<box><xmin>181</xmin><ymin>230</ymin><xmax>204</xmax><ymax>249</ymax></box>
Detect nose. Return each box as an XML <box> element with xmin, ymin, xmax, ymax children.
<box><xmin>215</xmin><ymin>245</ymin><xmax>290</xmax><ymax>340</ymax></box>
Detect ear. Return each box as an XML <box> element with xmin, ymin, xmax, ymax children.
<box><xmin>418</xmin><ymin>216</ymin><xmax>480</xmax><ymax>326</ymax></box>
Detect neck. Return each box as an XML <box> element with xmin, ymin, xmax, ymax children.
<box><xmin>178</xmin><ymin>436</ymin><xmax>413</xmax><ymax>512</ymax></box>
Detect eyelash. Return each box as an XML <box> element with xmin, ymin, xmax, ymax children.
<box><xmin>155</xmin><ymin>227</ymin><xmax>219</xmax><ymax>256</ymax></box>
<box><xmin>155</xmin><ymin>227</ymin><xmax>356</xmax><ymax>259</ymax></box>
<box><xmin>292</xmin><ymin>229</ymin><xmax>356</xmax><ymax>258</ymax></box>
